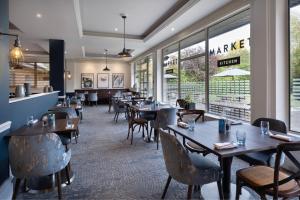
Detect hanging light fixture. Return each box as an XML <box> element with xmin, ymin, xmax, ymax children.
<box><xmin>0</xmin><ymin>32</ymin><xmax>24</xmax><ymax>66</ymax></box>
<box><xmin>118</xmin><ymin>15</ymin><xmax>132</xmax><ymax>57</ymax></box>
<box><xmin>103</xmin><ymin>49</ymin><xmax>110</xmax><ymax>71</ymax></box>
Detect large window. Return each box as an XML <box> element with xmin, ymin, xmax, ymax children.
<box><xmin>161</xmin><ymin>10</ymin><xmax>251</xmax><ymax>121</ymax></box>
<box><xmin>162</xmin><ymin>43</ymin><xmax>179</xmax><ymax>105</ymax></box>
<box><xmin>134</xmin><ymin>56</ymin><xmax>153</xmax><ymax>97</ymax></box>
<box><xmin>289</xmin><ymin>0</ymin><xmax>300</xmax><ymax>132</ymax></box>
<box><xmin>208</xmin><ymin>10</ymin><xmax>251</xmax><ymax>121</ymax></box>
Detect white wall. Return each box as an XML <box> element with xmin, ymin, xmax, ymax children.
<box><xmin>65</xmin><ymin>59</ymin><xmax>131</xmax><ymax>92</ymax></box>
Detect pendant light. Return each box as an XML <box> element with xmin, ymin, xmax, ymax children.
<box><xmin>118</xmin><ymin>15</ymin><xmax>132</xmax><ymax>57</ymax></box>
<box><xmin>103</xmin><ymin>49</ymin><xmax>110</xmax><ymax>71</ymax></box>
<box><xmin>0</xmin><ymin>32</ymin><xmax>24</xmax><ymax>66</ymax></box>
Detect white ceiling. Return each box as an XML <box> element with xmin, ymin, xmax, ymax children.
<box><xmin>9</xmin><ymin>0</ymin><xmax>231</xmax><ymax>61</ymax></box>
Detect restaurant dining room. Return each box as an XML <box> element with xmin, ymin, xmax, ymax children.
<box><xmin>1</xmin><ymin>0</ymin><xmax>300</xmax><ymax>199</ymax></box>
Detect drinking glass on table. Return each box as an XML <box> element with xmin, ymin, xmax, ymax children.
<box><xmin>260</xmin><ymin>121</ymin><xmax>269</xmax><ymax>135</ymax></box>
<box><xmin>187</xmin><ymin>119</ymin><xmax>195</xmax><ymax>132</ymax></box>
<box><xmin>236</xmin><ymin>130</ymin><xmax>246</xmax><ymax>146</ymax></box>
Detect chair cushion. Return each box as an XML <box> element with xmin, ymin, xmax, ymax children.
<box><xmin>189</xmin><ymin>153</ymin><xmax>220</xmax><ymax>172</ymax></box>
<box><xmin>185</xmin><ymin>141</ymin><xmax>206</xmax><ymax>153</ymax></box>
<box><xmin>237</xmin><ymin>166</ymin><xmax>300</xmax><ymax>196</ymax></box>
<box><xmin>237</xmin><ymin>151</ymin><xmax>273</xmax><ymax>165</ymax></box>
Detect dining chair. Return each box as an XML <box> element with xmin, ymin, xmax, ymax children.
<box><xmin>112</xmin><ymin>98</ymin><xmax>127</xmax><ymax>122</ymax></box>
<box><xmin>76</xmin><ymin>93</ymin><xmax>86</xmax><ymax>105</ymax></box>
<box><xmin>49</xmin><ymin>107</ymin><xmax>78</xmax><ymax>119</ymax></box>
<box><xmin>237</xmin><ymin>118</ymin><xmax>287</xmax><ymax>166</ymax></box>
<box><xmin>236</xmin><ymin>142</ymin><xmax>300</xmax><ymax>200</ymax></box>
<box><xmin>9</xmin><ymin>133</ymin><xmax>71</xmax><ymax>200</ymax></box>
<box><xmin>127</xmin><ymin>106</ymin><xmax>148</xmax><ymax>145</ymax></box>
<box><xmin>178</xmin><ymin>109</ymin><xmax>208</xmax><ymax>155</ymax></box>
<box><xmin>151</xmin><ymin>107</ymin><xmax>177</xmax><ymax>149</ymax></box>
<box><xmin>159</xmin><ymin>129</ymin><xmax>223</xmax><ymax>199</ymax></box>
<box><xmin>88</xmin><ymin>92</ymin><xmax>98</xmax><ymax>106</ymax></box>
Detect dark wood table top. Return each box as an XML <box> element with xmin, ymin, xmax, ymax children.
<box><xmin>168</xmin><ymin>121</ymin><xmax>300</xmax><ymax>158</ymax></box>
<box><xmin>7</xmin><ymin>118</ymin><xmax>80</xmax><ymax>137</ymax></box>
<box><xmin>130</xmin><ymin>104</ymin><xmax>177</xmax><ymax>112</ymax></box>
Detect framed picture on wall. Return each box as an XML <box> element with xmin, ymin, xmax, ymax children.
<box><xmin>81</xmin><ymin>73</ymin><xmax>94</xmax><ymax>88</ymax></box>
<box><xmin>112</xmin><ymin>73</ymin><xmax>124</xmax><ymax>88</ymax></box>
<box><xmin>97</xmin><ymin>73</ymin><xmax>109</xmax><ymax>88</ymax></box>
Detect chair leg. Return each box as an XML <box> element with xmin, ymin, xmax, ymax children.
<box><xmin>217</xmin><ymin>180</ymin><xmax>224</xmax><ymax>200</ymax></box>
<box><xmin>116</xmin><ymin>112</ymin><xmax>119</xmax><ymax>123</ymax></box>
<box><xmin>12</xmin><ymin>178</ymin><xmax>21</xmax><ymax>200</ymax></box>
<box><xmin>142</xmin><ymin>125</ymin><xmax>145</xmax><ymax>138</ymax></box>
<box><xmin>22</xmin><ymin>178</ymin><xmax>27</xmax><ymax>192</ymax></box>
<box><xmin>149</xmin><ymin>127</ymin><xmax>153</xmax><ymax>138</ymax></box>
<box><xmin>161</xmin><ymin>175</ymin><xmax>172</xmax><ymax>199</ymax></box>
<box><xmin>131</xmin><ymin>127</ymin><xmax>134</xmax><ymax>145</ymax></box>
<box><xmin>235</xmin><ymin>176</ymin><xmax>241</xmax><ymax>200</ymax></box>
<box><xmin>157</xmin><ymin>131</ymin><xmax>159</xmax><ymax>150</ymax></box>
<box><xmin>114</xmin><ymin>113</ymin><xmax>117</xmax><ymax>121</ymax></box>
<box><xmin>65</xmin><ymin>162</ymin><xmax>71</xmax><ymax>185</ymax></box>
<box><xmin>55</xmin><ymin>172</ymin><xmax>62</xmax><ymax>200</ymax></box>
<box><xmin>187</xmin><ymin>185</ymin><xmax>193</xmax><ymax>200</ymax></box>
<box><xmin>127</xmin><ymin>125</ymin><xmax>131</xmax><ymax>139</ymax></box>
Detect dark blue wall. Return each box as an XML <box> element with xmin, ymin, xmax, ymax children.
<box><xmin>0</xmin><ymin>0</ymin><xmax>10</xmax><ymax>185</ymax></box>
<box><xmin>49</xmin><ymin>39</ymin><xmax>65</xmax><ymax>96</ymax></box>
<box><xmin>0</xmin><ymin>0</ymin><xmax>60</xmax><ymax>185</ymax></box>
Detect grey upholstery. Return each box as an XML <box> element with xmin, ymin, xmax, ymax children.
<box><xmin>151</xmin><ymin>108</ymin><xmax>177</xmax><ymax>130</ymax></box>
<box><xmin>159</xmin><ymin>129</ymin><xmax>223</xmax><ymax>198</ymax></box>
<box><xmin>9</xmin><ymin>133</ymin><xmax>71</xmax><ymax>178</ymax></box>
<box><xmin>112</xmin><ymin>98</ymin><xmax>127</xmax><ymax>122</ymax></box>
<box><xmin>88</xmin><ymin>92</ymin><xmax>98</xmax><ymax>105</ymax></box>
<box><xmin>76</xmin><ymin>93</ymin><xmax>85</xmax><ymax>104</ymax></box>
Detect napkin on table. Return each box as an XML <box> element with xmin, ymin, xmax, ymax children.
<box><xmin>214</xmin><ymin>142</ymin><xmax>237</xmax><ymax>150</ymax></box>
<box><xmin>269</xmin><ymin>132</ymin><xmax>292</xmax><ymax>142</ymax></box>
<box><xmin>177</xmin><ymin>121</ymin><xmax>189</xmax><ymax>129</ymax></box>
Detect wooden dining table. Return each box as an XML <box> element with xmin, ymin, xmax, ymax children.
<box><xmin>167</xmin><ymin>120</ymin><xmax>300</xmax><ymax>199</ymax></box>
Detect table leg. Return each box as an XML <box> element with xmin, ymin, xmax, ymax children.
<box><xmin>220</xmin><ymin>156</ymin><xmax>233</xmax><ymax>199</ymax></box>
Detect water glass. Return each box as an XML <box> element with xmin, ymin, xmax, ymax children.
<box><xmin>187</xmin><ymin>119</ymin><xmax>195</xmax><ymax>132</ymax></box>
<box><xmin>236</xmin><ymin>130</ymin><xmax>246</xmax><ymax>146</ymax></box>
<box><xmin>260</xmin><ymin>121</ymin><xmax>269</xmax><ymax>135</ymax></box>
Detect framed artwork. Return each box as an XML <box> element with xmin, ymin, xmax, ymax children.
<box><xmin>112</xmin><ymin>73</ymin><xmax>124</xmax><ymax>88</ymax></box>
<box><xmin>97</xmin><ymin>73</ymin><xmax>109</xmax><ymax>88</ymax></box>
<box><xmin>81</xmin><ymin>73</ymin><xmax>94</xmax><ymax>88</ymax></box>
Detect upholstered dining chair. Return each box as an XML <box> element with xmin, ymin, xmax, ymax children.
<box><xmin>159</xmin><ymin>129</ymin><xmax>223</xmax><ymax>199</ymax></box>
<box><xmin>76</xmin><ymin>93</ymin><xmax>86</xmax><ymax>105</ymax></box>
<box><xmin>237</xmin><ymin>118</ymin><xmax>287</xmax><ymax>166</ymax></box>
<box><xmin>49</xmin><ymin>107</ymin><xmax>78</xmax><ymax>119</ymax></box>
<box><xmin>9</xmin><ymin>133</ymin><xmax>71</xmax><ymax>200</ymax></box>
<box><xmin>178</xmin><ymin>109</ymin><xmax>208</xmax><ymax>155</ymax></box>
<box><xmin>127</xmin><ymin>106</ymin><xmax>148</xmax><ymax>145</ymax></box>
<box><xmin>151</xmin><ymin>108</ymin><xmax>177</xmax><ymax>149</ymax></box>
<box><xmin>236</xmin><ymin>142</ymin><xmax>300</xmax><ymax>200</ymax></box>
<box><xmin>88</xmin><ymin>92</ymin><xmax>98</xmax><ymax>106</ymax></box>
<box><xmin>112</xmin><ymin>98</ymin><xmax>127</xmax><ymax>122</ymax></box>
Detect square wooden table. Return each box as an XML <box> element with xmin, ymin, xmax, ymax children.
<box><xmin>168</xmin><ymin>121</ymin><xmax>300</xmax><ymax>198</ymax></box>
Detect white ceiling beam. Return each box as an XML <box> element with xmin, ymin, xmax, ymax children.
<box><xmin>83</xmin><ymin>30</ymin><xmax>143</xmax><ymax>41</ymax></box>
<box><xmin>73</xmin><ymin>0</ymin><xmax>83</xmax><ymax>38</ymax></box>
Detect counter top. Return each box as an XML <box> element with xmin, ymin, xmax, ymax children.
<box><xmin>9</xmin><ymin>91</ymin><xmax>59</xmax><ymax>104</ymax></box>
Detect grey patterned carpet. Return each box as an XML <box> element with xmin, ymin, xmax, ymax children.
<box><xmin>18</xmin><ymin>105</ymin><xmax>258</xmax><ymax>200</ymax></box>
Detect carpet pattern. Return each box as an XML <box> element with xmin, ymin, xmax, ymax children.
<box><xmin>17</xmin><ymin>105</ymin><xmax>258</xmax><ymax>200</ymax></box>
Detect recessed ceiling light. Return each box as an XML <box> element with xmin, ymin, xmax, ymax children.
<box><xmin>171</xmin><ymin>27</ymin><xmax>175</xmax><ymax>32</ymax></box>
<box><xmin>25</xmin><ymin>48</ymin><xmax>29</xmax><ymax>51</ymax></box>
<box><xmin>114</xmin><ymin>28</ymin><xmax>118</xmax><ymax>32</ymax></box>
<box><xmin>36</xmin><ymin>13</ymin><xmax>42</xmax><ymax>18</ymax></box>
<box><xmin>64</xmin><ymin>51</ymin><xmax>67</xmax><ymax>54</ymax></box>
